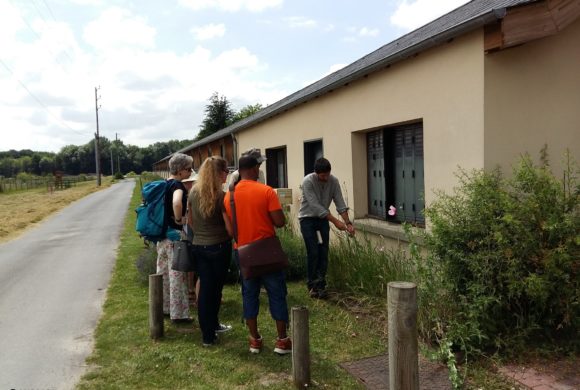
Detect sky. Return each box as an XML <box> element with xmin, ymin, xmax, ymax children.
<box><xmin>0</xmin><ymin>0</ymin><xmax>469</xmax><ymax>153</ymax></box>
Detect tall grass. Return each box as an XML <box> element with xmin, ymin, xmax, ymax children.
<box><xmin>276</xmin><ymin>221</ymin><xmax>307</xmax><ymax>281</ymax></box>
<box><xmin>329</xmin><ymin>231</ymin><xmax>413</xmax><ymax>296</ymax></box>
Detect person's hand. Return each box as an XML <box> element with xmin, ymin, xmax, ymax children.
<box><xmin>346</xmin><ymin>223</ymin><xmax>355</xmax><ymax>236</ymax></box>
<box><xmin>333</xmin><ymin>220</ymin><xmax>347</xmax><ymax>231</ymax></box>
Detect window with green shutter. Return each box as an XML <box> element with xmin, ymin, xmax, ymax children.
<box><xmin>367</xmin><ymin>123</ymin><xmax>424</xmax><ymax>225</ymax></box>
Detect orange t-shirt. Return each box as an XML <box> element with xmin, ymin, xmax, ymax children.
<box><xmin>224</xmin><ymin>180</ymin><xmax>282</xmax><ymax>247</ymax></box>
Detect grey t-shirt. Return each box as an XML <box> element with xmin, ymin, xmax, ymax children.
<box><xmin>188</xmin><ymin>190</ymin><xmax>230</xmax><ymax>245</ymax></box>
<box><xmin>298</xmin><ymin>173</ymin><xmax>349</xmax><ymax>219</ymax></box>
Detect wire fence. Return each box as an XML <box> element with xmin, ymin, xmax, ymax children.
<box><xmin>0</xmin><ymin>176</ymin><xmax>93</xmax><ymax>193</ymax></box>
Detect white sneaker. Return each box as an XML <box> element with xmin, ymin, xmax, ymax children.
<box><xmin>215</xmin><ymin>323</ymin><xmax>232</xmax><ymax>333</ymax></box>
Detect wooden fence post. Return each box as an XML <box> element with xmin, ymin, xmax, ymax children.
<box><xmin>149</xmin><ymin>273</ymin><xmax>164</xmax><ymax>339</ymax></box>
<box><xmin>291</xmin><ymin>306</ymin><xmax>310</xmax><ymax>388</ymax></box>
<box><xmin>388</xmin><ymin>281</ymin><xmax>419</xmax><ymax>390</ymax></box>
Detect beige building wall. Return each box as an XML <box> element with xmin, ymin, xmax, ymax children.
<box><xmin>484</xmin><ymin>17</ymin><xmax>580</xmax><ymax>173</ymax></box>
<box><xmin>237</xmin><ymin>29</ymin><xmax>486</xmax><ymax>222</ymax></box>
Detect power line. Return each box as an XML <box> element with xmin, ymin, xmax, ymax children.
<box><xmin>0</xmin><ymin>57</ymin><xmax>90</xmax><ymax>137</ymax></box>
<box><xmin>9</xmin><ymin>0</ymin><xmax>74</xmax><ymax>68</ymax></box>
<box><xmin>32</xmin><ymin>0</ymin><xmax>75</xmax><ymax>63</ymax></box>
<box><xmin>40</xmin><ymin>0</ymin><xmax>57</xmax><ymax>21</ymax></box>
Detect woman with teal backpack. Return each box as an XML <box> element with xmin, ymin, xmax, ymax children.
<box><xmin>156</xmin><ymin>152</ymin><xmax>194</xmax><ymax>324</ymax></box>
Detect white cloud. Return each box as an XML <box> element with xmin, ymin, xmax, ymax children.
<box><xmin>358</xmin><ymin>27</ymin><xmax>379</xmax><ymax>37</ymax></box>
<box><xmin>191</xmin><ymin>23</ymin><xmax>226</xmax><ymax>40</ymax></box>
<box><xmin>326</xmin><ymin>63</ymin><xmax>346</xmax><ymax>75</ymax></box>
<box><xmin>390</xmin><ymin>0</ymin><xmax>470</xmax><ymax>31</ymax></box>
<box><xmin>178</xmin><ymin>0</ymin><xmax>283</xmax><ymax>12</ymax></box>
<box><xmin>68</xmin><ymin>0</ymin><xmax>102</xmax><ymax>5</ymax></box>
<box><xmin>0</xmin><ymin>1</ymin><xmax>24</xmax><ymax>50</ymax></box>
<box><xmin>83</xmin><ymin>7</ymin><xmax>157</xmax><ymax>51</ymax></box>
<box><xmin>283</xmin><ymin>16</ymin><xmax>317</xmax><ymax>28</ymax></box>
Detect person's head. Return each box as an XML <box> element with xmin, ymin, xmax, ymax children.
<box><xmin>313</xmin><ymin>157</ymin><xmax>331</xmax><ymax>182</ymax></box>
<box><xmin>192</xmin><ymin>156</ymin><xmax>229</xmax><ymax>218</ymax></box>
<box><xmin>241</xmin><ymin>148</ymin><xmax>266</xmax><ymax>164</ymax></box>
<box><xmin>168</xmin><ymin>153</ymin><xmax>193</xmax><ymax>180</ymax></box>
<box><xmin>181</xmin><ymin>172</ymin><xmax>198</xmax><ymax>192</ymax></box>
<box><xmin>238</xmin><ymin>155</ymin><xmax>260</xmax><ymax>181</ymax></box>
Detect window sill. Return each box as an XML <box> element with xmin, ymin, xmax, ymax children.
<box><xmin>353</xmin><ymin>218</ymin><xmax>423</xmax><ymax>244</ymax></box>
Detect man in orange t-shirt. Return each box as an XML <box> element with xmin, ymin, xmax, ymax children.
<box><xmin>224</xmin><ymin>154</ymin><xmax>291</xmax><ymax>355</ymax></box>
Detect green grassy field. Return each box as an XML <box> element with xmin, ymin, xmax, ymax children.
<box><xmin>77</xmin><ymin>179</ymin><xmax>387</xmax><ymax>389</ymax></box>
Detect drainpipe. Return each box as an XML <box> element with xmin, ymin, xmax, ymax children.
<box><xmin>231</xmin><ymin>133</ymin><xmax>238</xmax><ymax>169</ymax></box>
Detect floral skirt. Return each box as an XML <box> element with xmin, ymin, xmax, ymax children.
<box><xmin>156</xmin><ymin>239</ymin><xmax>190</xmax><ymax>320</ymax></box>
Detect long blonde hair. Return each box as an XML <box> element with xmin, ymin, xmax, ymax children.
<box><xmin>192</xmin><ymin>156</ymin><xmax>227</xmax><ymax>218</ymax></box>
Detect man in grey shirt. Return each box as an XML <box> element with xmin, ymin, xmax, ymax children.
<box><xmin>299</xmin><ymin>157</ymin><xmax>355</xmax><ymax>299</ymax></box>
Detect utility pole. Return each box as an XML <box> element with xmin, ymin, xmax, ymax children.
<box><xmin>94</xmin><ymin>86</ymin><xmax>102</xmax><ymax>186</ymax></box>
<box><xmin>116</xmin><ymin>132</ymin><xmax>120</xmax><ymax>174</ymax></box>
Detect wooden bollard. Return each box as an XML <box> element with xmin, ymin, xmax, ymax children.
<box><xmin>149</xmin><ymin>273</ymin><xmax>164</xmax><ymax>339</ymax></box>
<box><xmin>291</xmin><ymin>306</ymin><xmax>310</xmax><ymax>388</ymax></box>
<box><xmin>388</xmin><ymin>282</ymin><xmax>419</xmax><ymax>390</ymax></box>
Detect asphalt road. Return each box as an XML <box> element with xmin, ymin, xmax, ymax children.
<box><xmin>0</xmin><ymin>179</ymin><xmax>135</xmax><ymax>390</ymax></box>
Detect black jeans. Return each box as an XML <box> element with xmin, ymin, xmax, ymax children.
<box><xmin>300</xmin><ymin>217</ymin><xmax>330</xmax><ymax>291</ymax></box>
<box><xmin>192</xmin><ymin>240</ymin><xmax>232</xmax><ymax>344</ymax></box>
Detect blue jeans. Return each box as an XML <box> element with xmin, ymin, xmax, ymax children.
<box><xmin>300</xmin><ymin>217</ymin><xmax>330</xmax><ymax>291</ymax></box>
<box><xmin>192</xmin><ymin>240</ymin><xmax>232</xmax><ymax>344</ymax></box>
<box><xmin>234</xmin><ymin>251</ymin><xmax>289</xmax><ymax>323</ymax></box>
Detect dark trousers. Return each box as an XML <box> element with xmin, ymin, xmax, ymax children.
<box><xmin>192</xmin><ymin>240</ymin><xmax>231</xmax><ymax>344</ymax></box>
<box><xmin>300</xmin><ymin>217</ymin><xmax>330</xmax><ymax>291</ymax></box>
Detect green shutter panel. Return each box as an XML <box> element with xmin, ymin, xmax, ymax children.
<box><xmin>367</xmin><ymin>130</ymin><xmax>386</xmax><ymax>218</ymax></box>
<box><xmin>413</xmin><ymin>127</ymin><xmax>425</xmax><ymax>224</ymax></box>
<box><xmin>393</xmin><ymin>124</ymin><xmax>424</xmax><ymax>224</ymax></box>
<box><xmin>393</xmin><ymin>128</ymin><xmax>405</xmax><ymax>222</ymax></box>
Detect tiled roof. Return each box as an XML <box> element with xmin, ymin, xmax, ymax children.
<box><xmin>166</xmin><ymin>0</ymin><xmax>536</xmax><ymax>160</ymax></box>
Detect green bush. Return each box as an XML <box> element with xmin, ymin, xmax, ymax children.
<box><xmin>140</xmin><ymin>171</ymin><xmax>163</xmax><ymax>182</ymax></box>
<box><xmin>114</xmin><ymin>172</ymin><xmax>124</xmax><ymax>180</ymax></box>
<box><xmin>417</xmin><ymin>151</ymin><xmax>579</xmax><ymax>356</ymax></box>
<box><xmin>134</xmin><ymin>245</ymin><xmax>157</xmax><ymax>285</ymax></box>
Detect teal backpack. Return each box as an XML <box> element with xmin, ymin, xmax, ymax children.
<box><xmin>135</xmin><ymin>180</ymin><xmax>170</xmax><ymax>243</ymax></box>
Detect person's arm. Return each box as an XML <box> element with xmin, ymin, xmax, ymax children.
<box><xmin>339</xmin><ymin>210</ymin><xmax>355</xmax><ymax>235</ymax></box>
<box><xmin>187</xmin><ymin>204</ymin><xmax>193</xmax><ymax>231</ymax></box>
<box><xmin>172</xmin><ymin>188</ymin><xmax>185</xmax><ymax>225</ymax></box>
<box><xmin>328</xmin><ymin>177</ymin><xmax>354</xmax><ymax>234</ymax></box>
<box><xmin>269</xmin><ymin>209</ymin><xmax>286</xmax><ymax>228</ymax></box>
<box><xmin>326</xmin><ymin>213</ymin><xmax>347</xmax><ymax>231</ymax></box>
<box><xmin>222</xmin><ymin>210</ymin><xmax>233</xmax><ymax>237</ymax></box>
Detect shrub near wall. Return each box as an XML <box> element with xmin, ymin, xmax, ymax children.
<box><xmin>420</xmin><ymin>152</ymin><xmax>579</xmax><ymax>356</ymax></box>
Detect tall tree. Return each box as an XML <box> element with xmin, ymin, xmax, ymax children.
<box><xmin>195</xmin><ymin>92</ymin><xmax>234</xmax><ymax>141</ymax></box>
<box><xmin>231</xmin><ymin>103</ymin><xmax>263</xmax><ymax>123</ymax></box>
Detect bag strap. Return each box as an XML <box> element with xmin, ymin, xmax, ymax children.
<box><xmin>229</xmin><ymin>181</ymin><xmax>239</xmax><ymax>244</ymax></box>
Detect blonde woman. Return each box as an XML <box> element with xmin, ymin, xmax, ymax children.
<box><xmin>188</xmin><ymin>156</ymin><xmax>233</xmax><ymax>346</ymax></box>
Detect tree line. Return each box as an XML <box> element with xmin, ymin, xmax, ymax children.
<box><xmin>0</xmin><ymin>138</ymin><xmax>193</xmax><ymax>178</ymax></box>
<box><xmin>0</xmin><ymin>93</ymin><xmax>261</xmax><ymax>178</ymax></box>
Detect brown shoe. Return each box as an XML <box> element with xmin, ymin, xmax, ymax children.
<box><xmin>274</xmin><ymin>337</ymin><xmax>292</xmax><ymax>355</ymax></box>
<box><xmin>249</xmin><ymin>335</ymin><xmax>263</xmax><ymax>354</ymax></box>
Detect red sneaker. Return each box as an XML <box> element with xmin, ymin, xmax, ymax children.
<box><xmin>274</xmin><ymin>337</ymin><xmax>292</xmax><ymax>355</ymax></box>
<box><xmin>249</xmin><ymin>336</ymin><xmax>263</xmax><ymax>354</ymax></box>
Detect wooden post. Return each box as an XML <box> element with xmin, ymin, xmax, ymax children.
<box><xmin>388</xmin><ymin>281</ymin><xmax>419</xmax><ymax>390</ymax></box>
<box><xmin>149</xmin><ymin>273</ymin><xmax>164</xmax><ymax>339</ymax></box>
<box><xmin>291</xmin><ymin>306</ymin><xmax>310</xmax><ymax>388</ymax></box>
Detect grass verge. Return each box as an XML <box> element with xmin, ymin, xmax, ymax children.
<box><xmin>77</xmin><ymin>180</ymin><xmax>386</xmax><ymax>389</ymax></box>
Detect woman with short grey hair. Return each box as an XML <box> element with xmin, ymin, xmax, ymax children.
<box><xmin>157</xmin><ymin>152</ymin><xmax>194</xmax><ymax>324</ymax></box>
<box><xmin>169</xmin><ymin>153</ymin><xmax>193</xmax><ymax>175</ymax></box>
